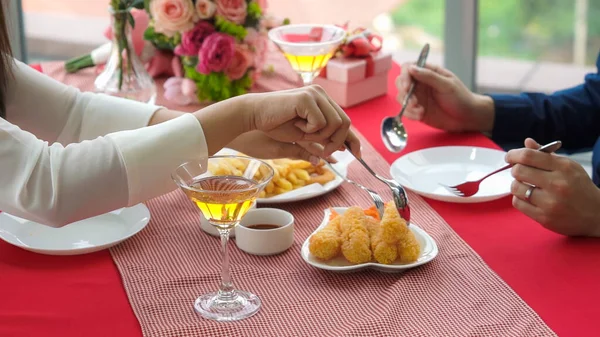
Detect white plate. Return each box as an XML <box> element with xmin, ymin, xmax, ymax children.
<box><xmin>390</xmin><ymin>146</ymin><xmax>513</xmax><ymax>203</ymax></box>
<box><xmin>301</xmin><ymin>207</ymin><xmax>438</xmax><ymax>272</ymax></box>
<box><xmin>0</xmin><ymin>204</ymin><xmax>150</xmax><ymax>255</ymax></box>
<box><xmin>215</xmin><ymin>148</ymin><xmax>354</xmax><ymax>204</ymax></box>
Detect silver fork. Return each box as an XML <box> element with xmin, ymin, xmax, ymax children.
<box><xmin>343</xmin><ymin>142</ymin><xmax>411</xmax><ymax>223</ymax></box>
<box><xmin>441</xmin><ymin>140</ymin><xmax>563</xmax><ymax>197</ymax></box>
<box><xmin>326</xmin><ymin>163</ymin><xmax>385</xmax><ymax>219</ymax></box>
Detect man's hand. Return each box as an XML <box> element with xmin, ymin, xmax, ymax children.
<box><xmin>506</xmin><ymin>138</ymin><xmax>600</xmax><ymax>237</ymax></box>
<box><xmin>395</xmin><ymin>62</ymin><xmax>494</xmax><ymax>133</ymax></box>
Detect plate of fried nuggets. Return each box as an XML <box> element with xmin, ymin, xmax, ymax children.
<box><xmin>302</xmin><ymin>202</ymin><xmax>438</xmax><ymax>272</ymax></box>
<box><xmin>211</xmin><ymin>148</ymin><xmax>354</xmax><ymax>204</ymax></box>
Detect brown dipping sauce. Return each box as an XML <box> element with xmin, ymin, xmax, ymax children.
<box><xmin>246</xmin><ymin>224</ymin><xmax>280</xmax><ymax>230</ymax></box>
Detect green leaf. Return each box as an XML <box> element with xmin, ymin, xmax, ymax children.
<box><xmin>143</xmin><ymin>26</ymin><xmax>154</xmax><ymax>40</ymax></box>
<box><xmin>215</xmin><ymin>15</ymin><xmax>248</xmax><ymax>41</ymax></box>
<box><xmin>247</xmin><ymin>1</ymin><xmax>262</xmax><ymax>18</ymax></box>
<box><xmin>143</xmin><ymin>22</ymin><xmax>179</xmax><ymax>51</ymax></box>
<box><xmin>144</xmin><ymin>0</ymin><xmax>152</xmax><ymax>12</ymax></box>
<box><xmin>130</xmin><ymin>0</ymin><xmax>145</xmax><ymax>10</ymax></box>
<box><xmin>182</xmin><ymin>64</ymin><xmax>254</xmax><ymax>102</ymax></box>
<box><xmin>127</xmin><ymin>12</ymin><xmax>135</xmax><ymax>29</ymax></box>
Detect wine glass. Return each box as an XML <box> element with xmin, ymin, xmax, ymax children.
<box><xmin>268</xmin><ymin>23</ymin><xmax>346</xmax><ymax>86</ymax></box>
<box><xmin>172</xmin><ymin>156</ymin><xmax>274</xmax><ymax>321</ymax></box>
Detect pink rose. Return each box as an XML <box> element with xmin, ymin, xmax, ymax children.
<box><xmin>196</xmin><ymin>0</ymin><xmax>217</xmax><ymax>19</ymax></box>
<box><xmin>244</xmin><ymin>28</ymin><xmax>268</xmax><ymax>69</ymax></box>
<box><xmin>174</xmin><ymin>21</ymin><xmax>215</xmax><ymax>56</ymax></box>
<box><xmin>164</xmin><ymin>77</ymin><xmax>199</xmax><ymax>105</ymax></box>
<box><xmin>145</xmin><ymin>50</ymin><xmax>183</xmax><ymax>78</ymax></box>
<box><xmin>260</xmin><ymin>14</ymin><xmax>285</xmax><ymax>30</ymax></box>
<box><xmin>197</xmin><ymin>33</ymin><xmax>235</xmax><ymax>74</ymax></box>
<box><xmin>225</xmin><ymin>44</ymin><xmax>253</xmax><ymax>80</ymax></box>
<box><xmin>150</xmin><ymin>0</ymin><xmax>197</xmax><ymax>37</ymax></box>
<box><xmin>216</xmin><ymin>0</ymin><xmax>247</xmax><ymax>25</ymax></box>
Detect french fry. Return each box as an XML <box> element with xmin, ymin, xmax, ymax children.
<box><xmin>292</xmin><ymin>168</ymin><xmax>310</xmax><ymax>181</ymax></box>
<box><xmin>273</xmin><ymin>187</ymin><xmax>288</xmax><ymax>195</ymax></box>
<box><xmin>265</xmin><ymin>181</ymin><xmax>275</xmax><ymax>194</ymax></box>
<box><xmin>274</xmin><ymin>178</ymin><xmax>293</xmax><ymax>191</ymax></box>
<box><xmin>213</xmin><ymin>153</ymin><xmax>337</xmax><ymax>198</ymax></box>
<box><xmin>287</xmin><ymin>172</ymin><xmax>299</xmax><ymax>185</ymax></box>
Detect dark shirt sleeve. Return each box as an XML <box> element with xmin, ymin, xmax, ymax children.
<box><xmin>490</xmin><ymin>53</ymin><xmax>600</xmax><ymax>151</ymax></box>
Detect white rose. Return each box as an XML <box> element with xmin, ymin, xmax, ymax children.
<box><xmin>196</xmin><ymin>0</ymin><xmax>217</xmax><ymax>19</ymax></box>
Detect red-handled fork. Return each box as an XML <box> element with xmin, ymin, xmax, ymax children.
<box><xmin>440</xmin><ymin>141</ymin><xmax>563</xmax><ymax>197</ymax></box>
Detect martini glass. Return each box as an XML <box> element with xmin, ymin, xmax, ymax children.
<box><xmin>172</xmin><ymin>156</ymin><xmax>274</xmax><ymax>321</ymax></box>
<box><xmin>269</xmin><ymin>23</ymin><xmax>346</xmax><ymax>86</ymax></box>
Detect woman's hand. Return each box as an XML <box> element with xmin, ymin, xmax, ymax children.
<box><xmin>227</xmin><ymin>131</ymin><xmax>335</xmax><ymax>164</ymax></box>
<box><xmin>193</xmin><ymin>85</ymin><xmax>360</xmax><ymax>158</ymax></box>
<box><xmin>506</xmin><ymin>138</ymin><xmax>600</xmax><ymax>237</ymax></box>
<box><xmin>245</xmin><ymin>85</ymin><xmax>361</xmax><ymax>158</ymax></box>
<box><xmin>395</xmin><ymin>63</ymin><xmax>494</xmax><ymax>133</ymax></box>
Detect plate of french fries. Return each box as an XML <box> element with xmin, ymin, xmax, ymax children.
<box><xmin>211</xmin><ymin>149</ymin><xmax>354</xmax><ymax>203</ymax></box>
<box><xmin>301</xmin><ymin>204</ymin><xmax>438</xmax><ymax>272</ymax></box>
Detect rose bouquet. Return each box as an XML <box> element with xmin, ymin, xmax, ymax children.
<box><xmin>142</xmin><ymin>0</ymin><xmax>287</xmax><ymax>104</ymax></box>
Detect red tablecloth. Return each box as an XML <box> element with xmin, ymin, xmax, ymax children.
<box><xmin>1</xmin><ymin>63</ymin><xmax>599</xmax><ymax>337</ymax></box>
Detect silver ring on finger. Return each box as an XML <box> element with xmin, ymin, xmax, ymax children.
<box><xmin>524</xmin><ymin>185</ymin><xmax>536</xmax><ymax>202</ymax></box>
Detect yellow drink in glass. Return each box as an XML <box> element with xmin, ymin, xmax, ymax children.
<box><xmin>183</xmin><ymin>176</ymin><xmax>258</xmax><ymax>230</ymax></box>
<box><xmin>269</xmin><ymin>24</ymin><xmax>346</xmax><ymax>86</ymax></box>
<box><xmin>172</xmin><ymin>156</ymin><xmax>274</xmax><ymax>322</ymax></box>
<box><xmin>283</xmin><ymin>52</ymin><xmax>335</xmax><ymax>74</ymax></box>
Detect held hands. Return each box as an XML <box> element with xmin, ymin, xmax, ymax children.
<box><xmin>244</xmin><ymin>85</ymin><xmax>361</xmax><ymax>160</ymax></box>
<box><xmin>506</xmin><ymin>138</ymin><xmax>600</xmax><ymax>237</ymax></box>
<box><xmin>227</xmin><ymin>131</ymin><xmax>336</xmax><ymax>165</ymax></box>
<box><xmin>395</xmin><ymin>63</ymin><xmax>494</xmax><ymax>133</ymax></box>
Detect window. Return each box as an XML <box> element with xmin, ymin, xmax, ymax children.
<box><xmin>21</xmin><ymin>0</ymin><xmax>109</xmax><ymax>62</ymax></box>
<box><xmin>477</xmin><ymin>0</ymin><xmax>600</xmax><ymax>94</ymax></box>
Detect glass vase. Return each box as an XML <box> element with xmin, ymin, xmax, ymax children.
<box><xmin>95</xmin><ymin>9</ymin><xmax>156</xmax><ymax>104</ymax></box>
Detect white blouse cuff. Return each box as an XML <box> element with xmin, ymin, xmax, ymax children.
<box><xmin>106</xmin><ymin>113</ymin><xmax>208</xmax><ymax>205</ymax></box>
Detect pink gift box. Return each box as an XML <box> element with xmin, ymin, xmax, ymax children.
<box><xmin>313</xmin><ymin>72</ymin><xmax>388</xmax><ymax>108</ymax></box>
<box><xmin>314</xmin><ymin>52</ymin><xmax>392</xmax><ymax>107</ymax></box>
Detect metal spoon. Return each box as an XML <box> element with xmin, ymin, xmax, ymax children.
<box><xmin>381</xmin><ymin>43</ymin><xmax>430</xmax><ymax>153</ymax></box>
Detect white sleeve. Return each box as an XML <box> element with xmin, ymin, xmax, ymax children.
<box><xmin>0</xmin><ymin>113</ymin><xmax>207</xmax><ymax>228</ymax></box>
<box><xmin>5</xmin><ymin>59</ymin><xmax>160</xmax><ymax>144</ymax></box>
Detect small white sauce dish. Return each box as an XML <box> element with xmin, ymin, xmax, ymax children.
<box><xmin>234</xmin><ymin>208</ymin><xmax>294</xmax><ymax>256</ymax></box>
<box><xmin>200</xmin><ymin>202</ymin><xmax>257</xmax><ymax>238</ymax></box>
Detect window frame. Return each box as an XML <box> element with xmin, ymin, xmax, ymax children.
<box><xmin>444</xmin><ymin>0</ymin><xmax>478</xmax><ymax>91</ymax></box>
<box><xmin>7</xmin><ymin>0</ymin><xmax>27</xmax><ymax>62</ymax></box>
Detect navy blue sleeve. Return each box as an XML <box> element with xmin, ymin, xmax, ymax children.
<box><xmin>490</xmin><ymin>53</ymin><xmax>600</xmax><ymax>151</ymax></box>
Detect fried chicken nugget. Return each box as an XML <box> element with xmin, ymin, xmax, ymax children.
<box><xmin>382</xmin><ymin>202</ymin><xmax>420</xmax><ymax>264</ymax></box>
<box><xmin>339</xmin><ymin>207</ymin><xmax>372</xmax><ymax>264</ymax></box>
<box><xmin>365</xmin><ymin>216</ymin><xmax>396</xmax><ymax>264</ymax></box>
<box><xmin>308</xmin><ymin>215</ymin><xmax>342</xmax><ymax>261</ymax></box>
<box><xmin>365</xmin><ymin>203</ymin><xmax>403</xmax><ymax>264</ymax></box>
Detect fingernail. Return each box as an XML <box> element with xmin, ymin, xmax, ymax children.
<box><xmin>309</xmin><ymin>156</ymin><xmax>320</xmax><ymax>166</ymax></box>
<box><xmin>410</xmin><ymin>65</ymin><xmax>421</xmax><ymax>72</ymax></box>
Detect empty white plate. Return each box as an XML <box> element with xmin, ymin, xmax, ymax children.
<box><xmin>390</xmin><ymin>146</ymin><xmax>513</xmax><ymax>203</ymax></box>
<box><xmin>0</xmin><ymin>204</ymin><xmax>150</xmax><ymax>255</ymax></box>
